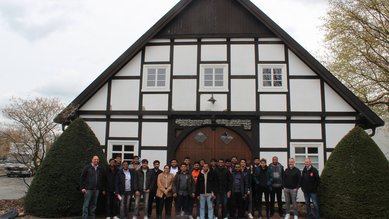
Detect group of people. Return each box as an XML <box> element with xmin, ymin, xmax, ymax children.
<box><xmin>80</xmin><ymin>155</ymin><xmax>320</xmax><ymax>219</ymax></box>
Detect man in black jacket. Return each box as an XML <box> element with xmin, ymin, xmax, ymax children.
<box><xmin>116</xmin><ymin>160</ymin><xmax>135</xmax><ymax>219</ymax></box>
<box><xmin>196</xmin><ymin>163</ymin><xmax>217</xmax><ymax>219</ymax></box>
<box><xmin>148</xmin><ymin>160</ymin><xmax>162</xmax><ymax>218</ymax></box>
<box><xmin>134</xmin><ymin>159</ymin><xmax>154</xmax><ymax>219</ymax></box>
<box><xmin>283</xmin><ymin>158</ymin><xmax>301</xmax><ymax>219</ymax></box>
<box><xmin>214</xmin><ymin>159</ymin><xmax>232</xmax><ymax>219</ymax></box>
<box><xmin>230</xmin><ymin>163</ymin><xmax>248</xmax><ymax>219</ymax></box>
<box><xmin>300</xmin><ymin>158</ymin><xmax>320</xmax><ymax>219</ymax></box>
<box><xmin>105</xmin><ymin>158</ymin><xmax>119</xmax><ymax>219</ymax></box>
<box><xmin>80</xmin><ymin>155</ymin><xmax>105</xmax><ymax>219</ymax></box>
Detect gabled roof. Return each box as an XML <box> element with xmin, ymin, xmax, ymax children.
<box><xmin>55</xmin><ymin>0</ymin><xmax>384</xmax><ymax>129</ymax></box>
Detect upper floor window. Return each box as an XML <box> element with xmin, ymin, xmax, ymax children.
<box><xmin>199</xmin><ymin>64</ymin><xmax>228</xmax><ymax>92</ymax></box>
<box><xmin>258</xmin><ymin>64</ymin><xmax>287</xmax><ymax>92</ymax></box>
<box><xmin>142</xmin><ymin>65</ymin><xmax>170</xmax><ymax>91</ymax></box>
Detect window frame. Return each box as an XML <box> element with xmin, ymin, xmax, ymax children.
<box><xmin>142</xmin><ymin>64</ymin><xmax>171</xmax><ymax>92</ymax></box>
<box><xmin>199</xmin><ymin>64</ymin><xmax>229</xmax><ymax>92</ymax></box>
<box><xmin>258</xmin><ymin>64</ymin><xmax>288</xmax><ymax>92</ymax></box>
<box><xmin>107</xmin><ymin>140</ymin><xmax>139</xmax><ymax>162</ymax></box>
<box><xmin>290</xmin><ymin>142</ymin><xmax>323</xmax><ymax>173</ymax></box>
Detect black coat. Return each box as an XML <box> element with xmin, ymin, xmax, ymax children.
<box><xmin>80</xmin><ymin>164</ymin><xmax>105</xmax><ymax>191</ymax></box>
<box><xmin>115</xmin><ymin>168</ymin><xmax>135</xmax><ymax>194</ymax></box>
<box><xmin>150</xmin><ymin>168</ymin><xmax>163</xmax><ymax>193</ymax></box>
<box><xmin>300</xmin><ymin>166</ymin><xmax>320</xmax><ymax>193</ymax></box>
<box><xmin>134</xmin><ymin>168</ymin><xmax>155</xmax><ymax>192</ymax></box>
<box><xmin>283</xmin><ymin>167</ymin><xmax>301</xmax><ymax>189</ymax></box>
<box><xmin>105</xmin><ymin>166</ymin><xmax>118</xmax><ymax>192</ymax></box>
<box><xmin>214</xmin><ymin>167</ymin><xmax>232</xmax><ymax>194</ymax></box>
<box><xmin>230</xmin><ymin>170</ymin><xmax>248</xmax><ymax>194</ymax></box>
<box><xmin>196</xmin><ymin>170</ymin><xmax>217</xmax><ymax>196</ymax></box>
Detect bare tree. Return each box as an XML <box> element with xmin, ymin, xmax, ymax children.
<box><xmin>0</xmin><ymin>97</ymin><xmax>64</xmax><ymax>175</ymax></box>
<box><xmin>323</xmin><ymin>0</ymin><xmax>389</xmax><ymax>122</ymax></box>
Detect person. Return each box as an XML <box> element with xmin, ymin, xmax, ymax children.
<box><xmin>300</xmin><ymin>158</ymin><xmax>320</xmax><ymax>219</ymax></box>
<box><xmin>251</xmin><ymin>157</ymin><xmax>260</xmax><ymax>215</ymax></box>
<box><xmin>253</xmin><ymin>158</ymin><xmax>272</xmax><ymax>219</ymax></box>
<box><xmin>156</xmin><ymin>165</ymin><xmax>174</xmax><ymax>219</ymax></box>
<box><xmin>199</xmin><ymin>159</ymin><xmax>205</xmax><ymax>170</ymax></box>
<box><xmin>105</xmin><ymin>158</ymin><xmax>119</xmax><ymax>219</ymax></box>
<box><xmin>184</xmin><ymin>156</ymin><xmax>192</xmax><ymax>171</ymax></box>
<box><xmin>210</xmin><ymin>158</ymin><xmax>218</xmax><ymax>171</ymax></box>
<box><xmin>269</xmin><ymin>156</ymin><xmax>284</xmax><ymax>217</ymax></box>
<box><xmin>225</xmin><ymin>159</ymin><xmax>233</xmax><ymax>173</ymax></box>
<box><xmin>131</xmin><ymin>157</ymin><xmax>140</xmax><ymax>171</ymax></box>
<box><xmin>148</xmin><ymin>160</ymin><xmax>163</xmax><ymax>218</ymax></box>
<box><xmin>173</xmin><ymin>163</ymin><xmax>195</xmax><ymax>219</ymax></box>
<box><xmin>240</xmin><ymin>159</ymin><xmax>253</xmax><ymax>219</ymax></box>
<box><xmin>80</xmin><ymin>155</ymin><xmax>105</xmax><ymax>219</ymax></box>
<box><xmin>231</xmin><ymin>156</ymin><xmax>238</xmax><ymax>166</ymax></box>
<box><xmin>133</xmin><ymin>159</ymin><xmax>154</xmax><ymax>219</ymax></box>
<box><xmin>115</xmin><ymin>155</ymin><xmax>122</xmax><ymax>169</ymax></box>
<box><xmin>170</xmin><ymin>159</ymin><xmax>179</xmax><ymax>176</ymax></box>
<box><xmin>283</xmin><ymin>158</ymin><xmax>301</xmax><ymax>219</ymax></box>
<box><xmin>116</xmin><ymin>160</ymin><xmax>135</xmax><ymax>219</ymax></box>
<box><xmin>214</xmin><ymin>159</ymin><xmax>232</xmax><ymax>219</ymax></box>
<box><xmin>191</xmin><ymin>162</ymin><xmax>201</xmax><ymax>218</ymax></box>
<box><xmin>230</xmin><ymin>163</ymin><xmax>248</xmax><ymax>219</ymax></box>
<box><xmin>196</xmin><ymin>163</ymin><xmax>217</xmax><ymax>219</ymax></box>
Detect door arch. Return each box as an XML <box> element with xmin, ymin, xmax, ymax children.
<box><xmin>175</xmin><ymin>126</ymin><xmax>252</xmax><ymax>163</ymax></box>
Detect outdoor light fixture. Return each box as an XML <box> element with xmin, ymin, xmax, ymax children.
<box><xmin>220</xmin><ymin>131</ymin><xmax>234</xmax><ymax>144</ymax></box>
<box><xmin>208</xmin><ymin>94</ymin><xmax>216</xmax><ymax>104</ymax></box>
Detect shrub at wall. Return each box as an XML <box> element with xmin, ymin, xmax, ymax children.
<box><xmin>319</xmin><ymin>126</ymin><xmax>389</xmax><ymax>219</ymax></box>
<box><xmin>24</xmin><ymin>118</ymin><xmax>107</xmax><ymax>217</ymax></box>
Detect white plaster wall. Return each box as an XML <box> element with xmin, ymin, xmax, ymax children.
<box><xmin>231</xmin><ymin>45</ymin><xmax>255</xmax><ymax>75</ymax></box>
<box><xmin>259</xmin><ymin>123</ymin><xmax>287</xmax><ymax>148</ymax></box>
<box><xmin>259</xmin><ymin>94</ymin><xmax>287</xmax><ymax>111</ymax></box>
<box><xmin>172</xmin><ymin>79</ymin><xmax>197</xmax><ymax>111</ymax></box>
<box><xmin>200</xmin><ymin>94</ymin><xmax>227</xmax><ymax>111</ymax></box>
<box><xmin>141</xmin><ymin>122</ymin><xmax>168</xmax><ymax>146</ymax></box>
<box><xmin>110</xmin><ymin>80</ymin><xmax>139</xmax><ymax>110</ymax></box>
<box><xmin>86</xmin><ymin>121</ymin><xmax>106</xmax><ymax>145</ymax></box>
<box><xmin>142</xmin><ymin>94</ymin><xmax>169</xmax><ymax>111</ymax></box>
<box><xmin>145</xmin><ymin>45</ymin><xmax>170</xmax><ymax>62</ymax></box>
<box><xmin>324</xmin><ymin>83</ymin><xmax>355</xmax><ymax>112</ymax></box>
<box><xmin>290</xmin><ymin>79</ymin><xmax>321</xmax><ymax>111</ymax></box>
<box><xmin>115</xmin><ymin>52</ymin><xmax>142</xmax><ymax>76</ymax></box>
<box><xmin>80</xmin><ymin>84</ymin><xmax>108</xmax><ymax>111</ymax></box>
<box><xmin>258</xmin><ymin>44</ymin><xmax>285</xmax><ymax>61</ymax></box>
<box><xmin>201</xmin><ymin>45</ymin><xmax>227</xmax><ymax>61</ymax></box>
<box><xmin>141</xmin><ymin>150</ymin><xmax>167</xmax><ymax>168</ymax></box>
<box><xmin>231</xmin><ymin>79</ymin><xmax>256</xmax><ymax>111</ymax></box>
<box><xmin>325</xmin><ymin>123</ymin><xmax>355</xmax><ymax>148</ymax></box>
<box><xmin>288</xmin><ymin>50</ymin><xmax>317</xmax><ymax>76</ymax></box>
<box><xmin>291</xmin><ymin>123</ymin><xmax>322</xmax><ymax>139</ymax></box>
<box><xmin>109</xmin><ymin>122</ymin><xmax>138</xmax><ymax>138</ymax></box>
<box><xmin>173</xmin><ymin>45</ymin><xmax>197</xmax><ymax>75</ymax></box>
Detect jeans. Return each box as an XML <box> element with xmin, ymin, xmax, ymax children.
<box><xmin>270</xmin><ymin>187</ymin><xmax>284</xmax><ymax>215</ymax></box>
<box><xmin>257</xmin><ymin>187</ymin><xmax>270</xmax><ymax>217</ymax></box>
<box><xmin>134</xmin><ymin>191</ymin><xmax>150</xmax><ymax>216</ymax></box>
<box><xmin>105</xmin><ymin>191</ymin><xmax>118</xmax><ymax>217</ymax></box>
<box><xmin>120</xmin><ymin>191</ymin><xmax>133</xmax><ymax>219</ymax></box>
<box><xmin>304</xmin><ymin>192</ymin><xmax>320</xmax><ymax>219</ymax></box>
<box><xmin>215</xmin><ymin>192</ymin><xmax>228</xmax><ymax>218</ymax></box>
<box><xmin>284</xmin><ymin>188</ymin><xmax>298</xmax><ymax>216</ymax></box>
<box><xmin>176</xmin><ymin>194</ymin><xmax>192</xmax><ymax>215</ymax></box>
<box><xmin>157</xmin><ymin>195</ymin><xmax>173</xmax><ymax>218</ymax></box>
<box><xmin>82</xmin><ymin>190</ymin><xmax>99</xmax><ymax>219</ymax></box>
<box><xmin>148</xmin><ymin>191</ymin><xmax>159</xmax><ymax>217</ymax></box>
<box><xmin>245</xmin><ymin>191</ymin><xmax>253</xmax><ymax>215</ymax></box>
<box><xmin>199</xmin><ymin>194</ymin><xmax>213</xmax><ymax>219</ymax></box>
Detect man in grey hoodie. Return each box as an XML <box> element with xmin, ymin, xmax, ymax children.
<box><xmin>268</xmin><ymin>156</ymin><xmax>284</xmax><ymax>217</ymax></box>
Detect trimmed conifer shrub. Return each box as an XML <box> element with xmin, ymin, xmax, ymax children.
<box><xmin>318</xmin><ymin>126</ymin><xmax>389</xmax><ymax>219</ymax></box>
<box><xmin>24</xmin><ymin>118</ymin><xmax>107</xmax><ymax>217</ymax></box>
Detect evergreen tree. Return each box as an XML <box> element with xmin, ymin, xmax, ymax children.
<box><xmin>319</xmin><ymin>126</ymin><xmax>389</xmax><ymax>218</ymax></box>
<box><xmin>24</xmin><ymin>118</ymin><xmax>107</xmax><ymax>217</ymax></box>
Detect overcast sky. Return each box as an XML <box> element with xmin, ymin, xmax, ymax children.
<box><xmin>0</xmin><ymin>0</ymin><xmax>329</xmax><ymax>112</ymax></box>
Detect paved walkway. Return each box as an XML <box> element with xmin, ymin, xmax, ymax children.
<box><xmin>0</xmin><ymin>176</ymin><xmax>32</xmax><ymax>199</ymax></box>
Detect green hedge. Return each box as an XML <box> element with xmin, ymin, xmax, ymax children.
<box><xmin>319</xmin><ymin>126</ymin><xmax>389</xmax><ymax>219</ymax></box>
<box><xmin>25</xmin><ymin>118</ymin><xmax>107</xmax><ymax>217</ymax></box>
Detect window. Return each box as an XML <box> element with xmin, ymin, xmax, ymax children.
<box><xmin>258</xmin><ymin>64</ymin><xmax>287</xmax><ymax>91</ymax></box>
<box><xmin>107</xmin><ymin>140</ymin><xmax>139</xmax><ymax>162</ymax></box>
<box><xmin>142</xmin><ymin>65</ymin><xmax>170</xmax><ymax>91</ymax></box>
<box><xmin>291</xmin><ymin>143</ymin><xmax>322</xmax><ymax>172</ymax></box>
<box><xmin>200</xmin><ymin>64</ymin><xmax>228</xmax><ymax>91</ymax></box>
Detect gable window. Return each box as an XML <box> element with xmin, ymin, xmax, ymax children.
<box><xmin>142</xmin><ymin>65</ymin><xmax>170</xmax><ymax>91</ymax></box>
<box><xmin>291</xmin><ymin>143</ymin><xmax>323</xmax><ymax>172</ymax></box>
<box><xmin>107</xmin><ymin>140</ymin><xmax>139</xmax><ymax>162</ymax></box>
<box><xmin>258</xmin><ymin>64</ymin><xmax>287</xmax><ymax>92</ymax></box>
<box><xmin>199</xmin><ymin>64</ymin><xmax>228</xmax><ymax>92</ymax></box>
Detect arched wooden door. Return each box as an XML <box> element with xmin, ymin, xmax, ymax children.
<box><xmin>175</xmin><ymin>127</ymin><xmax>252</xmax><ymax>163</ymax></box>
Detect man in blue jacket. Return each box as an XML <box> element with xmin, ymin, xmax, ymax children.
<box><xmin>115</xmin><ymin>160</ymin><xmax>135</xmax><ymax>219</ymax></box>
<box><xmin>80</xmin><ymin>155</ymin><xmax>105</xmax><ymax>219</ymax></box>
<box><xmin>253</xmin><ymin>158</ymin><xmax>273</xmax><ymax>219</ymax></box>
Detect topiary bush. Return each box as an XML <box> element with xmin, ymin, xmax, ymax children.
<box><xmin>24</xmin><ymin>118</ymin><xmax>107</xmax><ymax>217</ymax></box>
<box><xmin>319</xmin><ymin>126</ymin><xmax>389</xmax><ymax>219</ymax></box>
